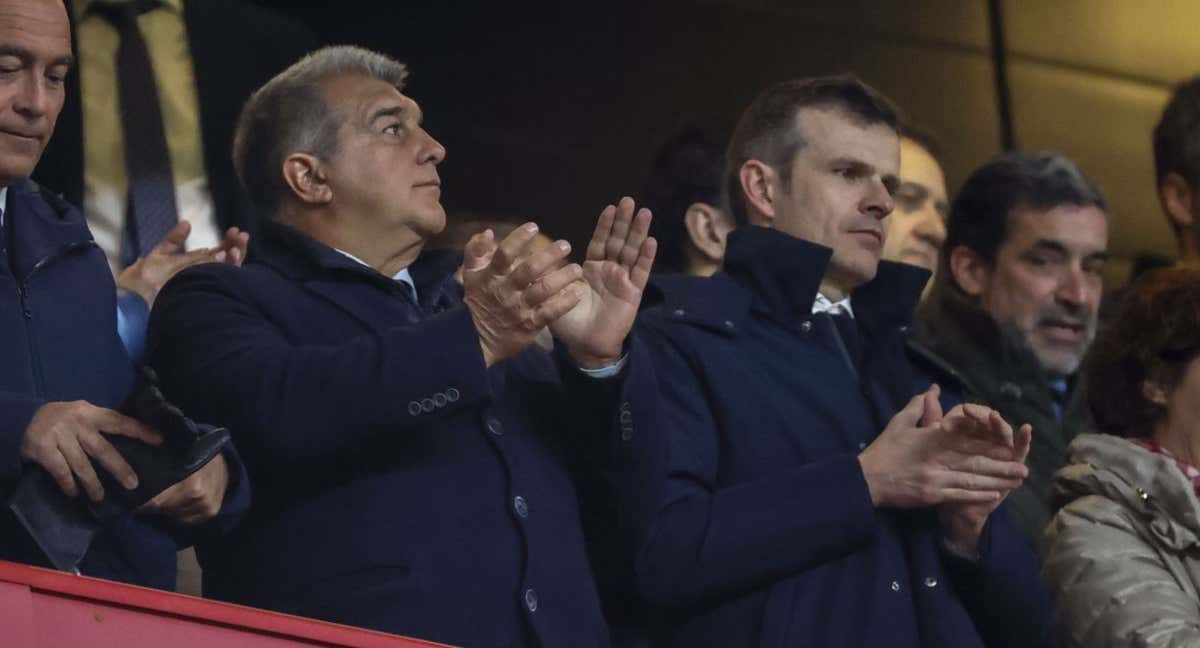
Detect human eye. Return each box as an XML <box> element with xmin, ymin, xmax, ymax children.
<box><xmin>382</xmin><ymin>122</ymin><xmax>403</xmax><ymax>135</ymax></box>
<box><xmin>0</xmin><ymin>56</ymin><xmax>21</xmax><ymax>75</ymax></box>
<box><xmin>45</xmin><ymin>65</ymin><xmax>68</xmax><ymax>85</ymax></box>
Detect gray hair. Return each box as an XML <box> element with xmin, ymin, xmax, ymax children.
<box><xmin>232</xmin><ymin>45</ymin><xmax>409</xmax><ymax>217</ymax></box>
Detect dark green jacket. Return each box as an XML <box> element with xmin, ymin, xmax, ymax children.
<box><xmin>913</xmin><ymin>292</ymin><xmax>1089</xmax><ymax>550</ymax></box>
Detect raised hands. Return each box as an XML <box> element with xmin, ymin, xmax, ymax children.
<box><xmin>461</xmin><ymin>223</ymin><xmax>584</xmax><ymax>366</ymax></box>
<box><xmin>549</xmin><ymin>197</ymin><xmax>657</xmax><ymax>368</ymax></box>
<box><xmin>117</xmin><ymin>221</ymin><xmax>250</xmax><ymax>307</ymax></box>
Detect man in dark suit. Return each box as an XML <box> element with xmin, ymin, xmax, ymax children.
<box><xmin>32</xmin><ymin>0</ymin><xmax>316</xmax><ymax>358</ymax></box>
<box><xmin>0</xmin><ymin>0</ymin><xmax>244</xmax><ymax>591</ymax></box>
<box><xmin>147</xmin><ymin>45</ymin><xmax>659</xmax><ymax>647</ymax></box>
<box><xmin>634</xmin><ymin>76</ymin><xmax>1052</xmax><ymax>647</ymax></box>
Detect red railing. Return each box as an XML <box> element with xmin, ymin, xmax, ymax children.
<box><xmin>0</xmin><ymin>560</ymin><xmax>454</xmax><ymax>647</ymax></box>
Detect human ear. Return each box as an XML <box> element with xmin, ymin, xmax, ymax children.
<box><xmin>739</xmin><ymin>160</ymin><xmax>778</xmax><ymax>226</ymax></box>
<box><xmin>684</xmin><ymin>202</ymin><xmax>733</xmax><ymax>263</ymax></box>
<box><xmin>1160</xmin><ymin>172</ymin><xmax>1195</xmax><ymax>230</ymax></box>
<box><xmin>948</xmin><ymin>244</ymin><xmax>991</xmax><ymax>297</ymax></box>
<box><xmin>1142</xmin><ymin>379</ymin><xmax>1169</xmax><ymax>406</ymax></box>
<box><xmin>282</xmin><ymin>153</ymin><xmax>332</xmax><ymax>205</ymax></box>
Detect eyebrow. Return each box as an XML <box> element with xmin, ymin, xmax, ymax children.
<box><xmin>367</xmin><ymin>103</ymin><xmax>423</xmax><ymax>128</ymax></box>
<box><xmin>1028</xmin><ymin>239</ymin><xmax>1109</xmax><ymax>261</ymax></box>
<box><xmin>0</xmin><ymin>45</ymin><xmax>74</xmax><ymax>69</ymax></box>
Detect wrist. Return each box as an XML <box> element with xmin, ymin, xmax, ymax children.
<box><xmin>940</xmin><ymin>513</ymin><xmax>985</xmax><ymax>557</ymax></box>
<box><xmin>567</xmin><ymin>347</ymin><xmax>622</xmax><ymax>370</ymax></box>
<box><xmin>857</xmin><ymin>452</ymin><xmax>884</xmax><ymax>508</ymax></box>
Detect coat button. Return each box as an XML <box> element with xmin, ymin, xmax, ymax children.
<box><xmin>858</xmin><ymin>441</ymin><xmax>867</xmax><ymax>450</ymax></box>
<box><xmin>723</xmin><ymin>320</ymin><xmax>734</xmax><ymax>329</ymax></box>
<box><xmin>924</xmin><ymin>577</ymin><xmax>938</xmax><ymax>588</ymax></box>
<box><xmin>513</xmin><ymin>496</ymin><xmax>529</xmax><ymax>518</ymax></box>
<box><xmin>420</xmin><ymin>398</ymin><xmax>435</xmax><ymax>412</ymax></box>
<box><xmin>673</xmin><ymin>308</ymin><xmax>686</xmax><ymax>317</ymax></box>
<box><xmin>621</xmin><ymin>427</ymin><xmax>634</xmax><ymax>441</ymax></box>
<box><xmin>434</xmin><ymin>393</ymin><xmax>448</xmax><ymax>407</ymax></box>
<box><xmin>407</xmin><ymin>401</ymin><xmax>422</xmax><ymax>416</ymax></box>
<box><xmin>619</xmin><ymin>409</ymin><xmax>633</xmax><ymax>425</ymax></box>
<box><xmin>899</xmin><ymin>325</ymin><xmax>910</xmax><ymax>335</ymax></box>
<box><xmin>800</xmin><ymin>320</ymin><xmax>812</xmax><ymax>333</ymax></box>
<box><xmin>446</xmin><ymin>387</ymin><xmax>460</xmax><ymax>402</ymax></box>
<box><xmin>890</xmin><ymin>580</ymin><xmax>901</xmax><ymax>592</ymax></box>
<box><xmin>524</xmin><ymin>587</ymin><xmax>538</xmax><ymax>612</ymax></box>
<box><xmin>486</xmin><ymin>417</ymin><xmax>503</xmax><ymax>436</ymax></box>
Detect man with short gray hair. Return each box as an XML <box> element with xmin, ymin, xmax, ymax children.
<box><xmin>146</xmin><ymin>45</ymin><xmax>659</xmax><ymax>647</ymax></box>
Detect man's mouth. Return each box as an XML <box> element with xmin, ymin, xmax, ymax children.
<box><xmin>0</xmin><ymin>128</ymin><xmax>41</xmax><ymax>143</ymax></box>
<box><xmin>414</xmin><ymin>179</ymin><xmax>441</xmax><ymax>189</ymax></box>
<box><xmin>850</xmin><ymin>228</ymin><xmax>884</xmax><ymax>247</ymax></box>
<box><xmin>1039</xmin><ymin>318</ymin><xmax>1087</xmax><ymax>342</ymax></box>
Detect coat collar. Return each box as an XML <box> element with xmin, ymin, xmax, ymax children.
<box><xmin>6</xmin><ymin>180</ymin><xmax>94</xmax><ymax>279</ymax></box>
<box><xmin>254</xmin><ymin>218</ymin><xmax>462</xmax><ymax>306</ymax></box>
<box><xmin>647</xmin><ymin>226</ymin><xmax>929</xmax><ymax>336</ymax></box>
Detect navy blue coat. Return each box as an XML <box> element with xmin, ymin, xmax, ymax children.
<box><xmin>0</xmin><ymin>180</ymin><xmax>246</xmax><ymax>589</ymax></box>
<box><xmin>635</xmin><ymin>226</ymin><xmax>1052</xmax><ymax>648</ymax></box>
<box><xmin>146</xmin><ymin>218</ymin><xmax>659</xmax><ymax>648</ymax></box>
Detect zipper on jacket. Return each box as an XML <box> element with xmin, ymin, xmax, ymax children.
<box><xmin>19</xmin><ymin>240</ymin><xmax>99</xmax><ymax>396</ymax></box>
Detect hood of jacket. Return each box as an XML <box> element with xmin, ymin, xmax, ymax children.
<box><xmin>1055</xmin><ymin>433</ymin><xmax>1200</xmax><ymax>551</ymax></box>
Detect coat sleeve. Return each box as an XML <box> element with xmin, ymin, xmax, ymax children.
<box><xmin>1043</xmin><ymin>496</ymin><xmax>1200</xmax><ymax>648</ymax></box>
<box><xmin>146</xmin><ymin>266</ymin><xmax>493</xmax><ymax>472</ymax></box>
<box><xmin>0</xmin><ymin>391</ymin><xmax>45</xmax><ymax>482</ymax></box>
<box><xmin>633</xmin><ymin>321</ymin><xmax>880</xmax><ymax>608</ymax></box>
<box><xmin>940</xmin><ymin>505</ymin><xmax>1054</xmax><ymax>648</ymax></box>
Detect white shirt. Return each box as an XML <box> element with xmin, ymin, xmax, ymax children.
<box><xmin>0</xmin><ymin>186</ymin><xmax>9</xmax><ymax>227</ymax></box>
<box><xmin>812</xmin><ymin>292</ymin><xmax>855</xmax><ymax>318</ymax></box>
<box><xmin>334</xmin><ymin>248</ymin><xmax>418</xmax><ymax>303</ymax></box>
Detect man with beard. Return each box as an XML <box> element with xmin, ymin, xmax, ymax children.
<box><xmin>914</xmin><ymin>152</ymin><xmax>1109</xmax><ymax>546</ymax></box>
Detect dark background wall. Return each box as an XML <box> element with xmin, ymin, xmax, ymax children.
<box><xmin>251</xmin><ymin>0</ymin><xmax>1194</xmax><ymax>283</ymax></box>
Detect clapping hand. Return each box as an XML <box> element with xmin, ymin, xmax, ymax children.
<box><xmin>550</xmin><ymin>197</ymin><xmax>657</xmax><ymax>369</ymax></box>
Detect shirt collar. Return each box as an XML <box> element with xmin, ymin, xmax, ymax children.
<box><xmin>334</xmin><ymin>247</ymin><xmax>416</xmax><ymax>290</ymax></box>
<box><xmin>77</xmin><ymin>0</ymin><xmax>184</xmax><ymax>17</ymax></box>
<box><xmin>0</xmin><ymin>186</ymin><xmax>8</xmax><ymax>228</ymax></box>
<box><xmin>812</xmin><ymin>292</ymin><xmax>855</xmax><ymax>318</ymax></box>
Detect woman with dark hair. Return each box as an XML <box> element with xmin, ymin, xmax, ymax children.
<box><xmin>1044</xmin><ymin>266</ymin><xmax>1200</xmax><ymax>647</ymax></box>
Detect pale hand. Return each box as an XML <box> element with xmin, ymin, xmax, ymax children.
<box><xmin>550</xmin><ymin>197</ymin><xmax>657</xmax><ymax>369</ymax></box>
<box><xmin>117</xmin><ymin>221</ymin><xmax>250</xmax><ymax>307</ymax></box>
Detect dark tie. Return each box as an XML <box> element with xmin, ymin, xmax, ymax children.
<box><xmin>93</xmin><ymin>0</ymin><xmax>178</xmax><ymax>266</ymax></box>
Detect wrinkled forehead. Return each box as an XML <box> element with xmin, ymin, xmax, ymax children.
<box><xmin>321</xmin><ymin>73</ymin><xmax>419</xmax><ymax>128</ymax></box>
<box><xmin>794</xmin><ymin>106</ymin><xmax>899</xmax><ymax>172</ymax></box>
<box><xmin>0</xmin><ymin>0</ymin><xmax>71</xmax><ymax>63</ymax></box>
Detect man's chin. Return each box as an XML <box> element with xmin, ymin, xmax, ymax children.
<box><xmin>1032</xmin><ymin>344</ymin><xmax>1085</xmax><ymax>376</ymax></box>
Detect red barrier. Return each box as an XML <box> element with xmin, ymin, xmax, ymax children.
<box><xmin>0</xmin><ymin>560</ymin><xmax>454</xmax><ymax>647</ymax></box>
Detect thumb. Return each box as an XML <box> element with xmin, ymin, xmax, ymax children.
<box><xmin>462</xmin><ymin>229</ymin><xmax>496</xmax><ymax>273</ymax></box>
<box><xmin>920</xmin><ymin>383</ymin><xmax>943</xmax><ymax>426</ymax></box>
<box><xmin>892</xmin><ymin>388</ymin><xmax>930</xmax><ymax>429</ymax></box>
<box><xmin>152</xmin><ymin>220</ymin><xmax>193</xmax><ymax>255</ymax></box>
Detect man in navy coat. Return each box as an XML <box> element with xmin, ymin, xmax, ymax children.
<box><xmin>146</xmin><ymin>46</ymin><xmax>659</xmax><ymax>647</ymax></box>
<box><xmin>0</xmin><ymin>0</ymin><xmax>244</xmax><ymax>590</ymax></box>
<box><xmin>635</xmin><ymin>76</ymin><xmax>1053</xmax><ymax>647</ymax></box>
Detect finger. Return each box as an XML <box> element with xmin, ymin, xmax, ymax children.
<box><xmin>162</xmin><ymin>246</ymin><xmax>225</xmax><ymax>275</ymax></box>
<box><xmin>150</xmin><ymin>220</ymin><xmax>192</xmax><ymax>255</ymax></box>
<box><xmin>604</xmin><ymin>197</ymin><xmax>636</xmax><ymax>261</ymax></box>
<box><xmin>93</xmin><ymin>409</ymin><xmax>163</xmax><ymax>446</ymax></box>
<box><xmin>987</xmin><ymin>410</ymin><xmax>1015</xmax><ymax>448</ymax></box>
<box><xmin>891</xmin><ymin>390</ymin><xmax>929</xmax><ymax>429</ymax></box>
<box><xmin>490</xmin><ymin>223</ymin><xmax>540</xmax><ymax>275</ymax></box>
<box><xmin>586</xmin><ymin>205</ymin><xmax>617</xmax><ymax>261</ymax></box>
<box><xmin>948</xmin><ymin>454</ymin><xmax>1029</xmax><ymax>480</ymax></box>
<box><xmin>522</xmin><ymin>263</ymin><xmax>583</xmax><ymax>307</ymax></box>
<box><xmin>79</xmin><ymin>431</ymin><xmax>140</xmax><ymax>490</ymax></box>
<box><xmin>920</xmin><ymin>383</ymin><xmax>943</xmax><ymax>426</ymax></box>
<box><xmin>462</xmin><ymin>229</ymin><xmax>497</xmax><ymax>272</ymax></box>
<box><xmin>509</xmin><ymin>239</ymin><xmax>571</xmax><ymax>289</ymax></box>
<box><xmin>945</xmin><ymin>435</ymin><xmax>1021</xmax><ymax>461</ymax></box>
<box><xmin>1014</xmin><ymin>424</ymin><xmax>1033</xmax><ymax>463</ymax></box>
<box><xmin>58</xmin><ymin>436</ymin><xmax>105</xmax><ymax>502</ymax></box>
<box><xmin>38</xmin><ymin>449</ymin><xmax>79</xmax><ymax>498</ymax></box>
<box><xmin>531</xmin><ymin>281</ymin><xmax>584</xmax><ymax>328</ymax></box>
<box><xmin>618</xmin><ymin>207</ymin><xmax>652</xmax><ymax>268</ymax></box>
<box><xmin>959</xmin><ymin>403</ymin><xmax>994</xmax><ymax>426</ymax></box>
<box><xmin>945</xmin><ymin>470</ymin><xmax>1024</xmax><ymax>493</ymax></box>
<box><xmin>141</xmin><ymin>481</ymin><xmax>180</xmax><ymax>512</ymax></box>
<box><xmin>629</xmin><ymin>237</ymin><xmax>657</xmax><ymax>293</ymax></box>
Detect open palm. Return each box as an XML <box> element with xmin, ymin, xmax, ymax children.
<box><xmin>551</xmin><ymin>197</ymin><xmax>657</xmax><ymax>368</ymax></box>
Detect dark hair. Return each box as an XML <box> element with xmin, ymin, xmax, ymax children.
<box><xmin>233</xmin><ymin>46</ymin><xmax>409</xmax><ymax>217</ymax></box>
<box><xmin>724</xmin><ymin>75</ymin><xmax>900</xmax><ymax>225</ymax></box>
<box><xmin>944</xmin><ymin>152</ymin><xmax>1106</xmax><ymax>267</ymax></box>
<box><xmin>642</xmin><ymin>127</ymin><xmax>728</xmax><ymax>273</ymax></box>
<box><xmin>1086</xmin><ymin>267</ymin><xmax>1200</xmax><ymax>438</ymax></box>
<box><xmin>1153</xmin><ymin>76</ymin><xmax>1200</xmax><ymax>189</ymax></box>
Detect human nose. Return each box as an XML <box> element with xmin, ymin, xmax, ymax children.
<box><xmin>863</xmin><ymin>177</ymin><xmax>894</xmax><ymax>220</ymax></box>
<box><xmin>914</xmin><ymin>208</ymin><xmax>946</xmax><ymax>248</ymax></box>
<box><xmin>1056</xmin><ymin>265</ymin><xmax>1090</xmax><ymax>308</ymax></box>
<box><xmin>418</xmin><ymin>128</ymin><xmax>446</xmax><ymax>165</ymax></box>
<box><xmin>13</xmin><ymin>71</ymin><xmax>50</xmax><ymax>119</ymax></box>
